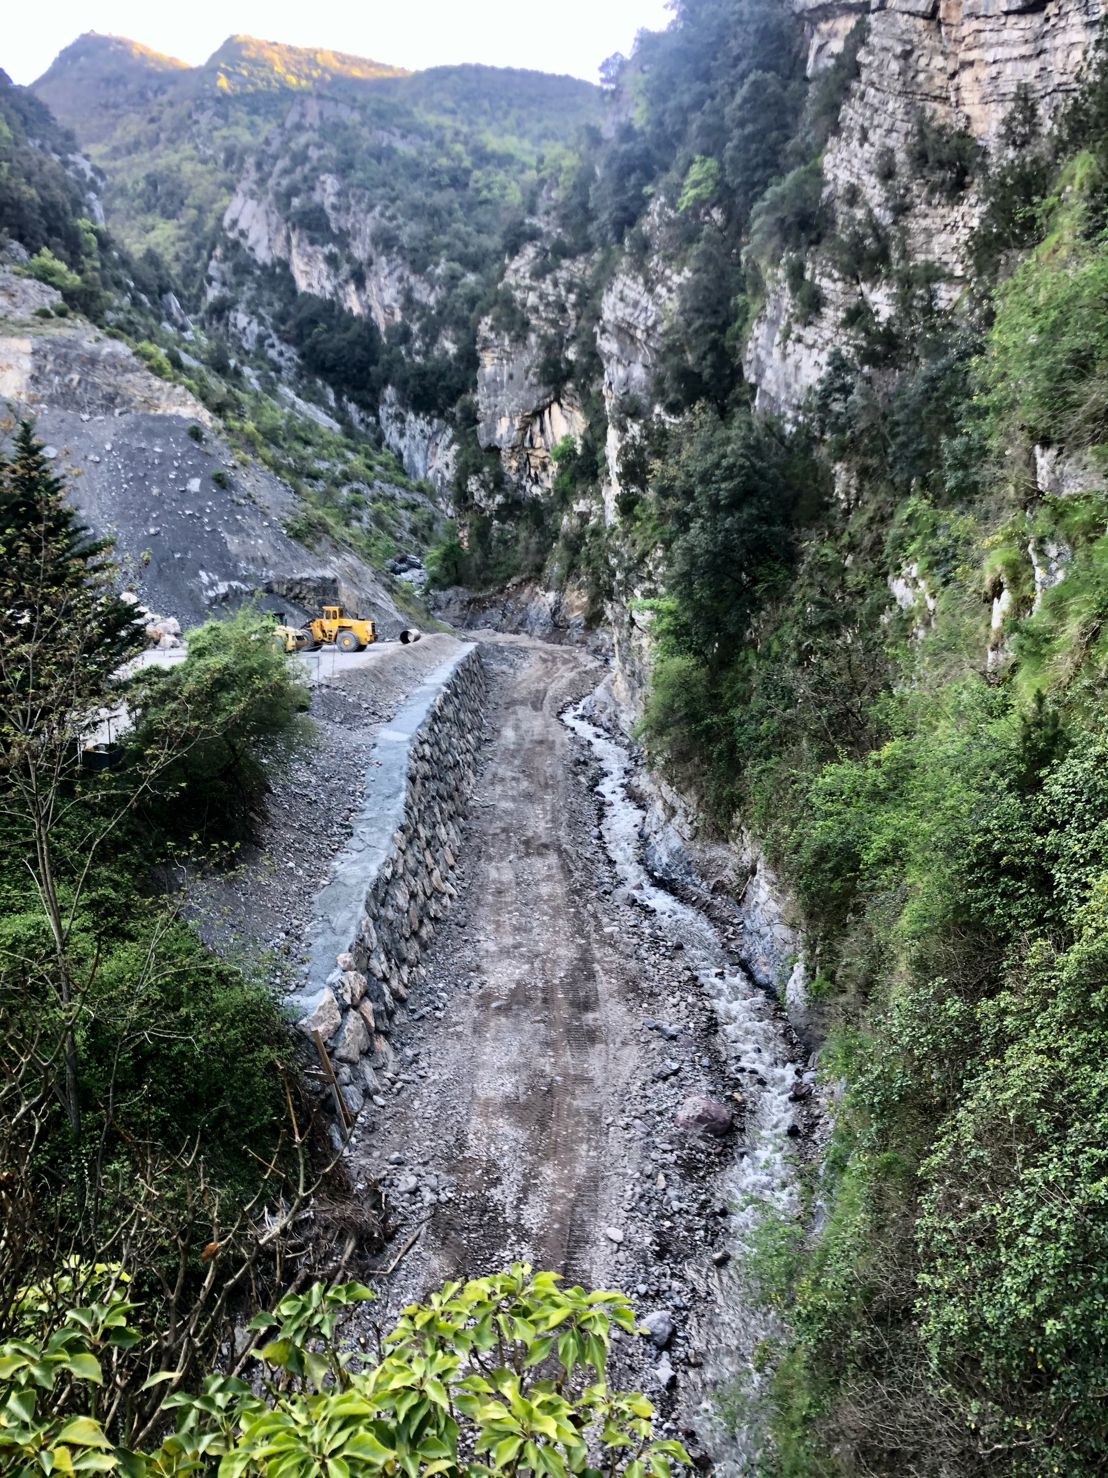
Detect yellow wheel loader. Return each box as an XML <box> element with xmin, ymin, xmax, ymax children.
<box><xmin>271</xmin><ymin>614</ymin><xmax>312</xmax><ymax>653</ymax></box>
<box><xmin>304</xmin><ymin>604</ymin><xmax>377</xmax><ymax>652</ymax></box>
<box><xmin>273</xmin><ymin>605</ymin><xmax>419</xmax><ymax>656</ymax></box>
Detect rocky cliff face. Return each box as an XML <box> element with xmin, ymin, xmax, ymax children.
<box><xmin>210</xmin><ymin>95</ymin><xmax>459</xmax><ymax>491</ymax></box>
<box><xmin>749</xmin><ymin>0</ymin><xmax>1104</xmax><ymax>414</ymax></box>
<box><xmin>463</xmin><ymin>0</ymin><xmax>1105</xmax><ymax>709</ymax></box>
<box><xmin>219</xmin><ymin>102</ymin><xmax>434</xmax><ymax>334</ymax></box>
<box><xmin>475</xmin><ymin>0</ymin><xmax>1103</xmax><ymax>464</ymax></box>
<box><xmin>474</xmin><ymin>242</ymin><xmax>588</xmax><ymax>501</ymax></box>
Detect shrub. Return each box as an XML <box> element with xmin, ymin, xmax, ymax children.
<box><xmin>748</xmin><ymin>159</ymin><xmax>826</xmax><ymax>264</ymax></box>
<box><xmin>907</xmin><ymin>115</ymin><xmax>981</xmax><ymax>199</ymax></box>
<box><xmin>0</xmin><ymin>1266</ymin><xmax>689</xmax><ymax>1477</ymax></box>
<box><xmin>133</xmin><ymin>605</ymin><xmax>309</xmax><ymax>843</ymax></box>
<box><xmin>23</xmin><ymin>247</ymin><xmax>81</xmax><ymax>293</ymax></box>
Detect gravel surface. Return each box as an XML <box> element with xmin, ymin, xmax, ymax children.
<box><xmin>190</xmin><ymin>631</ymin><xmax>813</xmax><ymax>1463</ymax></box>
<box><xmin>188</xmin><ymin>635</ymin><xmax>464</xmax><ymax>995</ymax></box>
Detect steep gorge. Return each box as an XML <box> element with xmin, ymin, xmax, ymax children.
<box><xmin>6</xmin><ymin>0</ymin><xmax>1108</xmax><ymax>1471</ymax></box>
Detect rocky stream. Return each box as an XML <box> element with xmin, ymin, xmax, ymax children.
<box><xmin>290</xmin><ymin>637</ymin><xmax>816</xmax><ymax>1473</ymax></box>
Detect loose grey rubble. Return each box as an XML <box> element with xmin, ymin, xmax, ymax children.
<box><xmin>642</xmin><ymin>1311</ymin><xmax>676</xmax><ymax>1350</ymax></box>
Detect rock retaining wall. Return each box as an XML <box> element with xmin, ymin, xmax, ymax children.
<box><xmin>288</xmin><ymin>645</ymin><xmax>486</xmax><ymax>1119</ymax></box>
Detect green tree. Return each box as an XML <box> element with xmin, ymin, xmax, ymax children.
<box><xmin>132</xmin><ymin>606</ymin><xmax>309</xmax><ymax>843</ymax></box>
<box><xmin>0</xmin><ymin>423</ymin><xmax>145</xmax><ymax>1134</ymax></box>
<box><xmin>0</xmin><ymin>1265</ymin><xmax>690</xmax><ymax>1477</ymax></box>
<box><xmin>653</xmin><ymin>409</ymin><xmax>820</xmax><ymax>661</ymax></box>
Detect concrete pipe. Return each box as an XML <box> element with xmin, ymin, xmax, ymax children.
<box><xmin>398</xmin><ymin>628</ymin><xmax>422</xmax><ymax>645</ymax></box>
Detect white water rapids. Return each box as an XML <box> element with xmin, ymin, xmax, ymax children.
<box><xmin>563</xmin><ymin>698</ymin><xmax>800</xmax><ymax>1472</ymax></box>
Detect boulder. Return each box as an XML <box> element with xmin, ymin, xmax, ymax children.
<box><xmin>333</xmin><ymin>1010</ymin><xmax>370</xmax><ymax>1063</ymax></box>
<box><xmin>336</xmin><ymin>970</ymin><xmax>368</xmax><ymax>1007</ymax></box>
<box><xmin>296</xmin><ymin>987</ymin><xmax>341</xmax><ymax>1041</ymax></box>
<box><xmin>654</xmin><ymin>1355</ymin><xmax>677</xmax><ymax>1392</ymax></box>
<box><xmin>642</xmin><ymin>1311</ymin><xmax>676</xmax><ymax>1349</ymax></box>
<box><xmin>675</xmin><ymin>1096</ymin><xmax>733</xmax><ymax>1138</ymax></box>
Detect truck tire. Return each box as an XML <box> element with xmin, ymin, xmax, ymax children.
<box><xmin>336</xmin><ymin>630</ymin><xmax>362</xmax><ymax>653</ymax></box>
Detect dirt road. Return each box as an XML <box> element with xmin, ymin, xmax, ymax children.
<box><xmin>347</xmin><ymin>639</ymin><xmax>780</xmax><ymax>1416</ymax></box>
<box><xmin>360</xmin><ymin>642</ymin><xmax>638</xmax><ymax>1285</ymax></box>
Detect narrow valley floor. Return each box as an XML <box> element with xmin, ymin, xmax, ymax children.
<box><xmin>345</xmin><ymin>638</ymin><xmax>805</xmax><ymax>1441</ymax></box>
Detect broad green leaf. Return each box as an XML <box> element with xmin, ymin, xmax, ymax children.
<box><xmin>57</xmin><ymin>1417</ymin><xmax>112</xmax><ymax>1449</ymax></box>
<box><xmin>493</xmin><ymin>1436</ymin><xmax>524</xmax><ymax>1467</ymax></box>
<box><xmin>63</xmin><ymin>1354</ymin><xmax>103</xmax><ymax>1385</ymax></box>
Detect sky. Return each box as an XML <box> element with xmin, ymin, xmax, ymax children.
<box><xmin>4</xmin><ymin>0</ymin><xmax>674</xmax><ymax>86</ymax></box>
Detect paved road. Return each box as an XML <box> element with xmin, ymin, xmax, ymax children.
<box><xmin>85</xmin><ymin>635</ymin><xmax>445</xmax><ymax>748</ymax></box>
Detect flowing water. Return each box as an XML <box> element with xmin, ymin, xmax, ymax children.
<box><xmin>563</xmin><ymin>697</ymin><xmax>800</xmax><ymax>1472</ymax></box>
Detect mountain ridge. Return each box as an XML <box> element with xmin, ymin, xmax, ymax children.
<box><xmin>32</xmin><ymin>30</ymin><xmax>601</xmax><ymax>278</ymax></box>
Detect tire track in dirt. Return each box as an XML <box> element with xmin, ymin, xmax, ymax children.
<box><xmin>355</xmin><ymin>641</ymin><xmax>632</xmax><ymax>1296</ymax></box>
<box><xmin>349</xmin><ymin>637</ymin><xmax>803</xmax><ymax>1460</ymax></box>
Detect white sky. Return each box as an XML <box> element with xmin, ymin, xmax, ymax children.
<box><xmin>4</xmin><ymin>1</ymin><xmax>674</xmax><ymax>86</ymax></box>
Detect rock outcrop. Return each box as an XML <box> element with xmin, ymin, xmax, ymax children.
<box><xmin>475</xmin><ymin>242</ymin><xmax>589</xmax><ymax>501</ymax></box>
<box><xmin>749</xmin><ymin>0</ymin><xmax>1105</xmax><ymax>416</ymax></box>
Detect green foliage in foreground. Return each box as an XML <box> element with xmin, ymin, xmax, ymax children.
<box><xmin>0</xmin><ymin>429</ymin><xmax>308</xmax><ymax>1392</ymax></box>
<box><xmin>0</xmin><ymin>1265</ymin><xmax>687</xmax><ymax>1478</ymax></box>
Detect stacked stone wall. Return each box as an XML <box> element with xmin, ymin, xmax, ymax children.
<box><xmin>293</xmin><ymin>646</ymin><xmax>486</xmax><ymax>1119</ymax></box>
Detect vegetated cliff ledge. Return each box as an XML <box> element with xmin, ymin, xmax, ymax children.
<box><xmin>289</xmin><ymin>644</ymin><xmax>487</xmax><ymax>1123</ymax></box>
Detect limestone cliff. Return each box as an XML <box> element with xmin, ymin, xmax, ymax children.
<box><xmin>475</xmin><ymin>242</ymin><xmax>588</xmax><ymax>501</ymax></box>
<box><xmin>749</xmin><ymin>0</ymin><xmax>1104</xmax><ymax>414</ymax></box>
<box><xmin>463</xmin><ymin>0</ymin><xmax>1105</xmax><ymax>707</ymax></box>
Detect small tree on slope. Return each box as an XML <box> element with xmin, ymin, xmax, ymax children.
<box><xmin>0</xmin><ymin>421</ymin><xmax>145</xmax><ymax>1136</ymax></box>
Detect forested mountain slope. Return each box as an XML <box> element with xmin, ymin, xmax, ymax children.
<box><xmin>32</xmin><ymin>33</ymin><xmax>602</xmax><ymax>483</ymax></box>
<box><xmin>34</xmin><ymin>34</ymin><xmax>599</xmax><ymax>286</ymax></box>
<box><xmin>0</xmin><ymin>66</ymin><xmax>434</xmax><ymax>629</ymax></box>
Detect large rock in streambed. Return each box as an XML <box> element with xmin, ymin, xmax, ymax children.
<box><xmin>675</xmin><ymin>1095</ymin><xmax>733</xmax><ymax>1138</ymax></box>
